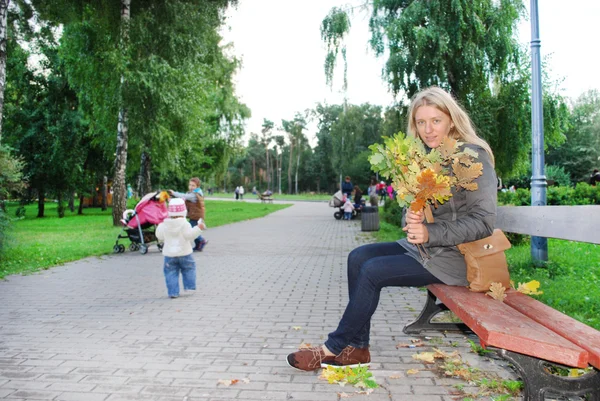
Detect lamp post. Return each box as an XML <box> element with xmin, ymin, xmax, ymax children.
<box><xmin>530</xmin><ymin>0</ymin><xmax>548</xmax><ymax>262</ymax></box>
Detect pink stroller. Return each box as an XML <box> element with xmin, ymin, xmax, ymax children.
<box><xmin>113</xmin><ymin>191</ymin><xmax>168</xmax><ymax>255</ymax></box>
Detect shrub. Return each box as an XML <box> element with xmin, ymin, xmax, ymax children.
<box><xmin>546</xmin><ymin>165</ymin><xmax>572</xmax><ymax>187</ymax></box>
<box><xmin>498</xmin><ymin>183</ymin><xmax>600</xmax><ymax>206</ymax></box>
<box><xmin>382</xmin><ymin>197</ymin><xmax>403</xmax><ymax>227</ymax></box>
<box><xmin>0</xmin><ymin>209</ymin><xmax>10</xmax><ymax>261</ymax></box>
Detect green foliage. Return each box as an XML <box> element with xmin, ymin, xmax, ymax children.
<box><xmin>547</xmin><ymin>90</ymin><xmax>600</xmax><ymax>183</ymax></box>
<box><xmin>0</xmin><ymin>209</ymin><xmax>10</xmax><ymax>260</ymax></box>
<box><xmin>545</xmin><ymin>165</ymin><xmax>572</xmax><ymax>187</ymax></box>
<box><xmin>467</xmin><ymin>339</ymin><xmax>493</xmax><ymax>356</ymax></box>
<box><xmin>0</xmin><ymin>145</ymin><xmax>25</xmax><ymax>200</ymax></box>
<box><xmin>321</xmin><ymin>7</ymin><xmax>351</xmax><ymax>89</ymax></box>
<box><xmin>498</xmin><ymin>183</ymin><xmax>600</xmax><ymax>206</ymax></box>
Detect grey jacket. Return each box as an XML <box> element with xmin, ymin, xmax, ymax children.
<box><xmin>397</xmin><ymin>144</ymin><xmax>497</xmax><ymax>286</ymax></box>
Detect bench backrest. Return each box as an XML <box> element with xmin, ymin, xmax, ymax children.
<box><xmin>496</xmin><ymin>206</ymin><xmax>600</xmax><ymax>245</ymax></box>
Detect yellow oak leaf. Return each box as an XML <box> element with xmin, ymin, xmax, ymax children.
<box><xmin>320</xmin><ymin>365</ymin><xmax>346</xmax><ymax>384</ymax></box>
<box><xmin>406</xmin><ymin>369</ymin><xmax>420</xmax><ymax>375</ymax></box>
<box><xmin>452</xmin><ymin>160</ymin><xmax>483</xmax><ymax>189</ymax></box>
<box><xmin>486</xmin><ymin>282</ymin><xmax>507</xmax><ymax>302</ymax></box>
<box><xmin>517</xmin><ymin>280</ymin><xmax>543</xmax><ymax>295</ymax></box>
<box><xmin>438</xmin><ymin>137</ymin><xmax>459</xmax><ymax>159</ymax></box>
<box><xmin>299</xmin><ymin>342</ymin><xmax>312</xmax><ymax>349</ymax></box>
<box><xmin>412</xmin><ymin>352</ymin><xmax>436</xmax><ymax>363</ymax></box>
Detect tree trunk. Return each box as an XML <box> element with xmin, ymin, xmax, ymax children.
<box><xmin>37</xmin><ymin>187</ymin><xmax>45</xmax><ymax>218</ymax></box>
<box><xmin>137</xmin><ymin>150</ymin><xmax>151</xmax><ymax>195</ymax></box>
<box><xmin>266</xmin><ymin>148</ymin><xmax>270</xmax><ymax>190</ymax></box>
<box><xmin>295</xmin><ymin>149</ymin><xmax>300</xmax><ymax>194</ymax></box>
<box><xmin>57</xmin><ymin>192</ymin><xmax>65</xmax><ymax>218</ymax></box>
<box><xmin>287</xmin><ymin>142</ymin><xmax>294</xmax><ymax>194</ymax></box>
<box><xmin>111</xmin><ymin>0</ymin><xmax>131</xmax><ymax>226</ymax></box>
<box><xmin>68</xmin><ymin>192</ymin><xmax>75</xmax><ymax>212</ymax></box>
<box><xmin>0</xmin><ymin>0</ymin><xmax>9</xmax><ymax>143</ymax></box>
<box><xmin>101</xmin><ymin>175</ymin><xmax>108</xmax><ymax>211</ymax></box>
<box><xmin>278</xmin><ymin>153</ymin><xmax>282</xmax><ymax>195</ymax></box>
<box><xmin>78</xmin><ymin>194</ymin><xmax>84</xmax><ymax>215</ymax></box>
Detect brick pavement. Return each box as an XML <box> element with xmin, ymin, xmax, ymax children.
<box><xmin>0</xmin><ymin>201</ymin><xmax>518</xmax><ymax>401</ymax></box>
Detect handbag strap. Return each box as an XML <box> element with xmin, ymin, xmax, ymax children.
<box><xmin>424</xmin><ymin>204</ymin><xmax>435</xmax><ymax>224</ymax></box>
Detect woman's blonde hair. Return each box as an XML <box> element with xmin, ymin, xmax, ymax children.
<box><xmin>407</xmin><ymin>87</ymin><xmax>495</xmax><ymax>166</ymax></box>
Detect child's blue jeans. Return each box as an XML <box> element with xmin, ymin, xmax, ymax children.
<box><xmin>163</xmin><ymin>255</ymin><xmax>196</xmax><ymax>297</ymax></box>
<box><xmin>344</xmin><ymin>212</ymin><xmax>352</xmax><ymax>220</ymax></box>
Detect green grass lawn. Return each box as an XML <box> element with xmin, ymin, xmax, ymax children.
<box><xmin>207</xmin><ymin>192</ymin><xmax>331</xmax><ymax>202</ymax></box>
<box><xmin>0</xmin><ymin>200</ymin><xmax>290</xmax><ymax>279</ymax></box>
<box><xmin>375</xmin><ymin>208</ymin><xmax>600</xmax><ymax>330</ymax></box>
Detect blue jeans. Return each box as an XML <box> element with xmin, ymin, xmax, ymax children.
<box><xmin>163</xmin><ymin>255</ymin><xmax>196</xmax><ymax>297</ymax></box>
<box><xmin>344</xmin><ymin>212</ymin><xmax>352</xmax><ymax>220</ymax></box>
<box><xmin>189</xmin><ymin>219</ymin><xmax>205</xmax><ymax>249</ymax></box>
<box><xmin>324</xmin><ymin>242</ymin><xmax>442</xmax><ymax>354</ymax></box>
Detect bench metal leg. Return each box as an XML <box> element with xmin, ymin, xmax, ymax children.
<box><xmin>500</xmin><ymin>349</ymin><xmax>600</xmax><ymax>401</ymax></box>
<box><xmin>403</xmin><ymin>289</ymin><xmax>469</xmax><ymax>334</ymax></box>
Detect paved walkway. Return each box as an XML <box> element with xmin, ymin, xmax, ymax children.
<box><xmin>0</xmin><ymin>202</ymin><xmax>516</xmax><ymax>401</ymax></box>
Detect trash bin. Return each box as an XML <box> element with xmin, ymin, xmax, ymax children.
<box><xmin>361</xmin><ymin>206</ymin><xmax>380</xmax><ymax>232</ymax></box>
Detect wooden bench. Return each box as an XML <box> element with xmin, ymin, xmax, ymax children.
<box><xmin>404</xmin><ymin>205</ymin><xmax>600</xmax><ymax>401</ymax></box>
<box><xmin>258</xmin><ymin>194</ymin><xmax>274</xmax><ymax>203</ymax></box>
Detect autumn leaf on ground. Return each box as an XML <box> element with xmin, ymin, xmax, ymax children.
<box><xmin>389</xmin><ymin>374</ymin><xmax>402</xmax><ymax>379</ymax></box>
<box><xmin>516</xmin><ymin>280</ymin><xmax>543</xmax><ymax>295</ymax></box>
<box><xmin>486</xmin><ymin>282</ymin><xmax>507</xmax><ymax>301</ymax></box>
<box><xmin>217</xmin><ymin>379</ymin><xmax>239</xmax><ymax>386</ymax></box>
<box><xmin>412</xmin><ymin>352</ymin><xmax>436</xmax><ymax>363</ymax></box>
<box><xmin>292</xmin><ymin>326</ymin><xmax>302</xmax><ymax>331</ymax></box>
<box><xmin>433</xmin><ymin>348</ymin><xmax>460</xmax><ymax>360</ymax></box>
<box><xmin>298</xmin><ymin>342</ymin><xmax>312</xmax><ymax>349</ymax></box>
<box><xmin>320</xmin><ymin>365</ymin><xmax>378</xmax><ymax>389</ymax></box>
<box><xmin>338</xmin><ymin>392</ymin><xmax>351</xmax><ymax>398</ymax></box>
<box><xmin>406</xmin><ymin>369</ymin><xmax>420</xmax><ymax>375</ymax></box>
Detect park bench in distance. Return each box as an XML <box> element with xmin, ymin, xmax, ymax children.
<box><xmin>404</xmin><ymin>205</ymin><xmax>600</xmax><ymax>401</ymax></box>
<box><xmin>257</xmin><ymin>193</ymin><xmax>274</xmax><ymax>203</ymax></box>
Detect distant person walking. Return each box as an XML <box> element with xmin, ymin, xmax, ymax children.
<box><xmin>239</xmin><ymin>186</ymin><xmax>245</xmax><ymax>200</ymax></box>
<box><xmin>235</xmin><ymin>186</ymin><xmax>240</xmax><ymax>200</ymax></box>
<box><xmin>590</xmin><ymin>169</ymin><xmax>600</xmax><ymax>186</ymax></box>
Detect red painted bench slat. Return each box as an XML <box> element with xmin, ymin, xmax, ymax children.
<box><xmin>505</xmin><ymin>290</ymin><xmax>600</xmax><ymax>370</ymax></box>
<box><xmin>428</xmin><ymin>284</ymin><xmax>589</xmax><ymax>368</ymax></box>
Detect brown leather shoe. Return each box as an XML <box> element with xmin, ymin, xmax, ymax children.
<box><xmin>286</xmin><ymin>346</ymin><xmax>336</xmax><ymax>371</ymax></box>
<box><xmin>322</xmin><ymin>346</ymin><xmax>371</xmax><ymax>368</ymax></box>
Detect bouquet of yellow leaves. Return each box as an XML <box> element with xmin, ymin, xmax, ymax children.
<box><xmin>369</xmin><ymin>132</ymin><xmax>483</xmax><ymax>214</ymax></box>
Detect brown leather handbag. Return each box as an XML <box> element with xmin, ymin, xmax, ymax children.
<box><xmin>457</xmin><ymin>229</ymin><xmax>512</xmax><ymax>292</ymax></box>
<box><xmin>423</xmin><ymin>205</ymin><xmax>511</xmax><ymax>292</ymax></box>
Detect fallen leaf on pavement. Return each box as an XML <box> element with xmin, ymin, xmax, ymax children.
<box><xmin>292</xmin><ymin>326</ymin><xmax>302</xmax><ymax>331</ymax></box>
<box><xmin>396</xmin><ymin>341</ymin><xmax>424</xmax><ymax>348</ymax></box>
<box><xmin>412</xmin><ymin>352</ymin><xmax>435</xmax><ymax>363</ymax></box>
<box><xmin>299</xmin><ymin>342</ymin><xmax>312</xmax><ymax>349</ymax></box>
<box><xmin>406</xmin><ymin>369</ymin><xmax>420</xmax><ymax>375</ymax></box>
<box><xmin>389</xmin><ymin>375</ymin><xmax>402</xmax><ymax>379</ymax></box>
<box><xmin>338</xmin><ymin>392</ymin><xmax>351</xmax><ymax>398</ymax></box>
<box><xmin>217</xmin><ymin>379</ymin><xmax>239</xmax><ymax>386</ymax></box>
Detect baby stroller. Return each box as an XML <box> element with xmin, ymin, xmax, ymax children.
<box><xmin>113</xmin><ymin>191</ymin><xmax>169</xmax><ymax>255</ymax></box>
<box><xmin>328</xmin><ymin>190</ymin><xmax>361</xmax><ymax>220</ymax></box>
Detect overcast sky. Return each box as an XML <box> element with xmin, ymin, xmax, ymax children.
<box><xmin>221</xmin><ymin>1</ymin><xmax>600</xmax><ymax>145</ymax></box>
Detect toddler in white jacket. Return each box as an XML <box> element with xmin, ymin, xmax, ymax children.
<box><xmin>156</xmin><ymin>198</ymin><xmax>206</xmax><ymax>298</ymax></box>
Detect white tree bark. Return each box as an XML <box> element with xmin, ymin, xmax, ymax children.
<box><xmin>0</xmin><ymin>0</ymin><xmax>10</xmax><ymax>143</ymax></box>
<box><xmin>112</xmin><ymin>0</ymin><xmax>131</xmax><ymax>225</ymax></box>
